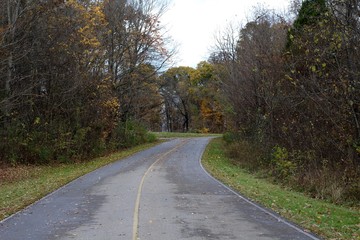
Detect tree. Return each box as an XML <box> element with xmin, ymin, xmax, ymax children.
<box><xmin>214</xmin><ymin>9</ymin><xmax>289</xmax><ymax>142</ymax></box>
<box><xmin>269</xmin><ymin>0</ymin><xmax>359</xmax><ymax>201</ymax></box>
<box><xmin>208</xmin><ymin>0</ymin><xmax>360</xmax><ymax>202</ymax></box>
<box><xmin>285</xmin><ymin>0</ymin><xmax>359</xmax><ymax>166</ymax></box>
<box><xmin>0</xmin><ymin>0</ymin><xmax>173</xmax><ymax>164</ymax></box>
<box><xmin>0</xmin><ymin>0</ymin><xmax>38</xmax><ymax>124</ymax></box>
<box><xmin>102</xmin><ymin>0</ymin><xmax>172</xmax><ymax>121</ymax></box>
<box><xmin>122</xmin><ymin>64</ymin><xmax>162</xmax><ymax>131</ymax></box>
<box><xmin>191</xmin><ymin>61</ymin><xmax>225</xmax><ymax>133</ymax></box>
<box><xmin>160</xmin><ymin>66</ymin><xmax>195</xmax><ymax>132</ymax></box>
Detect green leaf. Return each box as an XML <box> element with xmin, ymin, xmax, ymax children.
<box><xmin>34</xmin><ymin>117</ymin><xmax>41</xmax><ymax>125</ymax></box>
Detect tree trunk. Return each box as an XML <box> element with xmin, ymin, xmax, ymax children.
<box><xmin>4</xmin><ymin>0</ymin><xmax>19</xmax><ymax>117</ymax></box>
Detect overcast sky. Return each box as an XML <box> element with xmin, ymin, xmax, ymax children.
<box><xmin>162</xmin><ymin>0</ymin><xmax>290</xmax><ymax>67</ymax></box>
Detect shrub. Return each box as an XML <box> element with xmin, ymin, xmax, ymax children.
<box><xmin>270</xmin><ymin>146</ymin><xmax>297</xmax><ymax>181</ymax></box>
<box><xmin>109</xmin><ymin>119</ymin><xmax>155</xmax><ymax>149</ymax></box>
<box><xmin>222</xmin><ymin>131</ymin><xmax>360</xmax><ymax>204</ymax></box>
<box><xmin>223</xmin><ymin>131</ymin><xmax>242</xmax><ymax>144</ymax></box>
<box><xmin>144</xmin><ymin>132</ymin><xmax>157</xmax><ymax>143</ymax></box>
<box><xmin>224</xmin><ymin>140</ymin><xmax>265</xmax><ymax>171</ymax></box>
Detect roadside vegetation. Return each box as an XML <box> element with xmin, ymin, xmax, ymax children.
<box><xmin>0</xmin><ymin>0</ymin><xmax>171</xmax><ymax>166</ymax></box>
<box><xmin>202</xmin><ymin>138</ymin><xmax>360</xmax><ymax>240</ymax></box>
<box><xmin>207</xmin><ymin>0</ymin><xmax>360</xmax><ymax>206</ymax></box>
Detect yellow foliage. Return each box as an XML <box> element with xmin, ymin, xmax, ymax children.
<box><xmin>34</xmin><ymin>117</ymin><xmax>41</xmax><ymax>125</ymax></box>
<box><xmin>201</xmin><ymin>128</ymin><xmax>210</xmax><ymax>134</ymax></box>
<box><xmin>103</xmin><ymin>98</ymin><xmax>120</xmax><ymax>109</ymax></box>
<box><xmin>200</xmin><ymin>100</ymin><xmax>213</xmax><ymax>118</ymax></box>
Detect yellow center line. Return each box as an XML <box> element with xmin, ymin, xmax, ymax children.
<box><xmin>132</xmin><ymin>139</ymin><xmax>188</xmax><ymax>240</ymax></box>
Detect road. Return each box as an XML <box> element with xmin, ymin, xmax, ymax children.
<box><xmin>0</xmin><ymin>137</ymin><xmax>319</xmax><ymax>240</ymax></box>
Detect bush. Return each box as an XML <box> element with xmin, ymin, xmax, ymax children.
<box><xmin>0</xmin><ymin>116</ymin><xmax>157</xmax><ymax>166</ymax></box>
<box><xmin>270</xmin><ymin>146</ymin><xmax>297</xmax><ymax>181</ymax></box>
<box><xmin>223</xmin><ymin>131</ymin><xmax>242</xmax><ymax>144</ymax></box>
<box><xmin>144</xmin><ymin>132</ymin><xmax>157</xmax><ymax>143</ymax></box>
<box><xmin>294</xmin><ymin>156</ymin><xmax>360</xmax><ymax>203</ymax></box>
<box><xmin>222</xmin><ymin>132</ymin><xmax>360</xmax><ymax>205</ymax></box>
<box><xmin>224</xmin><ymin>140</ymin><xmax>265</xmax><ymax>171</ymax></box>
<box><xmin>109</xmin><ymin>119</ymin><xmax>156</xmax><ymax>149</ymax></box>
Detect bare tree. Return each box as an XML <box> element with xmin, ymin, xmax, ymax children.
<box><xmin>103</xmin><ymin>0</ymin><xmax>173</xmax><ymax>120</ymax></box>
<box><xmin>214</xmin><ymin>9</ymin><xmax>289</xmax><ymax>141</ymax></box>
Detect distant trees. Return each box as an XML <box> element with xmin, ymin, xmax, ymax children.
<box><xmin>0</xmin><ymin>0</ymin><xmax>172</xmax><ymax>164</ymax></box>
<box><xmin>160</xmin><ymin>62</ymin><xmax>225</xmax><ymax>133</ymax></box>
<box><xmin>191</xmin><ymin>61</ymin><xmax>225</xmax><ymax>133</ymax></box>
<box><xmin>160</xmin><ymin>66</ymin><xmax>194</xmax><ymax>132</ymax></box>
<box><xmin>212</xmin><ymin>1</ymin><xmax>360</xmax><ymax>202</ymax></box>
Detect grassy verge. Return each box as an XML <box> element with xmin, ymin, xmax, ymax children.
<box><xmin>202</xmin><ymin>138</ymin><xmax>360</xmax><ymax>240</ymax></box>
<box><xmin>0</xmin><ymin>141</ymin><xmax>159</xmax><ymax>221</ymax></box>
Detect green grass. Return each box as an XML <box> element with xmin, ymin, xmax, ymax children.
<box><xmin>202</xmin><ymin>138</ymin><xmax>360</xmax><ymax>240</ymax></box>
<box><xmin>152</xmin><ymin>131</ymin><xmax>222</xmax><ymax>138</ymax></box>
<box><xmin>0</xmin><ymin>141</ymin><xmax>159</xmax><ymax>221</ymax></box>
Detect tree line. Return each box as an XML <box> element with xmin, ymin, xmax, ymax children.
<box><xmin>0</xmin><ymin>0</ymin><xmax>172</xmax><ymax>164</ymax></box>
<box><xmin>210</xmin><ymin>0</ymin><xmax>359</xmax><ymax>203</ymax></box>
<box><xmin>0</xmin><ymin>0</ymin><xmax>225</xmax><ymax>165</ymax></box>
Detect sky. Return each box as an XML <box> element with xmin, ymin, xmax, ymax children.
<box><xmin>162</xmin><ymin>0</ymin><xmax>290</xmax><ymax>68</ymax></box>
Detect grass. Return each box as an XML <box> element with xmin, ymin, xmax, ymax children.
<box><xmin>0</xmin><ymin>141</ymin><xmax>159</xmax><ymax>221</ymax></box>
<box><xmin>202</xmin><ymin>138</ymin><xmax>360</xmax><ymax>240</ymax></box>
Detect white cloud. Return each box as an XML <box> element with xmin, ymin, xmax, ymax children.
<box><xmin>162</xmin><ymin>0</ymin><xmax>290</xmax><ymax>67</ymax></box>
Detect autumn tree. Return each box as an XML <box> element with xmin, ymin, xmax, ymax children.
<box><xmin>0</xmin><ymin>0</ymin><xmax>38</xmax><ymax>125</ymax></box>
<box><xmin>102</xmin><ymin>0</ymin><xmax>172</xmax><ymax>121</ymax></box>
<box><xmin>122</xmin><ymin>64</ymin><xmax>162</xmax><ymax>131</ymax></box>
<box><xmin>282</xmin><ymin>0</ymin><xmax>360</xmax><ymax>200</ymax></box>
<box><xmin>214</xmin><ymin>9</ymin><xmax>289</xmax><ymax>142</ymax></box>
<box><xmin>191</xmin><ymin>61</ymin><xmax>225</xmax><ymax>133</ymax></box>
<box><xmin>212</xmin><ymin>1</ymin><xmax>360</xmax><ymax>202</ymax></box>
<box><xmin>0</xmin><ymin>0</ymin><xmax>115</xmax><ymax>162</ymax></box>
<box><xmin>160</xmin><ymin>66</ymin><xmax>195</xmax><ymax>132</ymax></box>
<box><xmin>0</xmin><ymin>0</ymin><xmax>173</xmax><ymax>164</ymax></box>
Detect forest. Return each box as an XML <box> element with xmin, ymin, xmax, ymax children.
<box><xmin>0</xmin><ymin>0</ymin><xmax>173</xmax><ymax>164</ymax></box>
<box><xmin>211</xmin><ymin>0</ymin><xmax>360</xmax><ymax>203</ymax></box>
<box><xmin>1</xmin><ymin>0</ymin><xmax>359</xmax><ymax>204</ymax></box>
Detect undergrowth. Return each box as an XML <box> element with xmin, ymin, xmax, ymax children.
<box><xmin>222</xmin><ymin>132</ymin><xmax>360</xmax><ymax>205</ymax></box>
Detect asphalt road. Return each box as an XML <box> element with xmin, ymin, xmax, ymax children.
<box><xmin>0</xmin><ymin>137</ymin><xmax>319</xmax><ymax>240</ymax></box>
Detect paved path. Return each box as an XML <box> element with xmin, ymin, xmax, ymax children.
<box><xmin>0</xmin><ymin>138</ymin><xmax>319</xmax><ymax>239</ymax></box>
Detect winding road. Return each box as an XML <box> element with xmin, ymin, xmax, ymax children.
<box><xmin>0</xmin><ymin>137</ymin><xmax>319</xmax><ymax>239</ymax></box>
